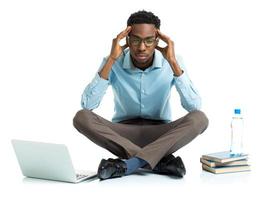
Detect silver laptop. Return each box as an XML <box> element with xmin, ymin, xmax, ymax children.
<box><xmin>11</xmin><ymin>139</ymin><xmax>97</xmax><ymax>183</ymax></box>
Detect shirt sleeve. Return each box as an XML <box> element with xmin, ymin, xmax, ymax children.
<box><xmin>173</xmin><ymin>56</ymin><xmax>202</xmax><ymax>112</ymax></box>
<box><xmin>81</xmin><ymin>57</ymin><xmax>111</xmax><ymax>110</ymax></box>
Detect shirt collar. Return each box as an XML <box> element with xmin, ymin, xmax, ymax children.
<box><xmin>123</xmin><ymin>49</ymin><xmax>163</xmax><ymax>70</ymax></box>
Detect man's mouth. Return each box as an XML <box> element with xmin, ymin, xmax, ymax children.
<box><xmin>135</xmin><ymin>54</ymin><xmax>148</xmax><ymax>61</ymax></box>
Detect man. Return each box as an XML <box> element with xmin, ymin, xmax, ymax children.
<box><xmin>73</xmin><ymin>10</ymin><xmax>208</xmax><ymax>180</ymax></box>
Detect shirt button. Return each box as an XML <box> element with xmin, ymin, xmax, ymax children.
<box><xmin>141</xmin><ymin>105</ymin><xmax>144</xmax><ymax>108</ymax></box>
<box><xmin>142</xmin><ymin>90</ymin><xmax>145</xmax><ymax>94</ymax></box>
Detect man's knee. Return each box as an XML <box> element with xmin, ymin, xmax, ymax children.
<box><xmin>187</xmin><ymin>110</ymin><xmax>209</xmax><ymax>134</ymax></box>
<box><xmin>73</xmin><ymin>109</ymin><xmax>93</xmax><ymax>129</ymax></box>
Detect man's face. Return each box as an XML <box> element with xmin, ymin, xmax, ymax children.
<box><xmin>127</xmin><ymin>24</ymin><xmax>158</xmax><ymax>69</ymax></box>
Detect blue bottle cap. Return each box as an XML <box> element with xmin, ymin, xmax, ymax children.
<box><xmin>234</xmin><ymin>109</ymin><xmax>241</xmax><ymax>114</ymax></box>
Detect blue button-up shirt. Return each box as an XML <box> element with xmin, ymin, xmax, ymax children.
<box><xmin>81</xmin><ymin>49</ymin><xmax>201</xmax><ymax>123</ymax></box>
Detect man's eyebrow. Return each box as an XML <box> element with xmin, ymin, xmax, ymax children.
<box><xmin>130</xmin><ymin>34</ymin><xmax>156</xmax><ymax>39</ymax></box>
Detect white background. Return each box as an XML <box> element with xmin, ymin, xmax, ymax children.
<box><xmin>0</xmin><ymin>0</ymin><xmax>263</xmax><ymax>199</ymax></box>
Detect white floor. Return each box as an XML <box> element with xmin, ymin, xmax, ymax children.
<box><xmin>2</xmin><ymin>113</ymin><xmax>262</xmax><ymax>200</ymax></box>
<box><xmin>3</xmin><ymin>151</ymin><xmax>260</xmax><ymax>200</ymax></box>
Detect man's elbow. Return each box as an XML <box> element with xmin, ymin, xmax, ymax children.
<box><xmin>184</xmin><ymin>98</ymin><xmax>202</xmax><ymax>112</ymax></box>
<box><xmin>81</xmin><ymin>97</ymin><xmax>99</xmax><ymax>111</ymax></box>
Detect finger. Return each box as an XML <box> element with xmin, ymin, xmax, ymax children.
<box><xmin>156</xmin><ymin>30</ymin><xmax>170</xmax><ymax>43</ymax></box>
<box><xmin>116</xmin><ymin>26</ymin><xmax>131</xmax><ymax>40</ymax></box>
<box><xmin>156</xmin><ymin>30</ymin><xmax>168</xmax><ymax>38</ymax></box>
<box><xmin>155</xmin><ymin>45</ymin><xmax>164</xmax><ymax>52</ymax></box>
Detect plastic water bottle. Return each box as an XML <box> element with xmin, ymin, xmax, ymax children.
<box><xmin>230</xmin><ymin>108</ymin><xmax>244</xmax><ymax>155</ymax></box>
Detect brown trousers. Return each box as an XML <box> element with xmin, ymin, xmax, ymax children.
<box><xmin>73</xmin><ymin>109</ymin><xmax>208</xmax><ymax>169</ymax></box>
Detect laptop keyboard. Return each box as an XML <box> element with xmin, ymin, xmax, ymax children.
<box><xmin>76</xmin><ymin>174</ymin><xmax>88</xmax><ymax>180</ymax></box>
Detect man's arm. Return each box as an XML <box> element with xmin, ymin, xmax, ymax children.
<box><xmin>99</xmin><ymin>26</ymin><xmax>131</xmax><ymax>80</ymax></box>
<box><xmin>81</xmin><ymin>27</ymin><xmax>131</xmax><ymax>110</ymax></box>
<box><xmin>99</xmin><ymin>57</ymin><xmax>116</xmax><ymax>80</ymax></box>
<box><xmin>155</xmin><ymin>30</ymin><xmax>201</xmax><ymax>111</ymax></box>
<box><xmin>173</xmin><ymin>62</ymin><xmax>202</xmax><ymax>111</ymax></box>
<box><xmin>155</xmin><ymin>30</ymin><xmax>183</xmax><ymax>77</ymax></box>
<box><xmin>81</xmin><ymin>58</ymin><xmax>110</xmax><ymax>110</ymax></box>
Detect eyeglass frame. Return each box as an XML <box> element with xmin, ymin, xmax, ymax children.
<box><xmin>127</xmin><ymin>35</ymin><xmax>159</xmax><ymax>47</ymax></box>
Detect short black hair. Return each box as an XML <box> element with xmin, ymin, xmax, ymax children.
<box><xmin>127</xmin><ymin>10</ymin><xmax>160</xmax><ymax>29</ymax></box>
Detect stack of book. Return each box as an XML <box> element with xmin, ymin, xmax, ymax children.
<box><xmin>200</xmin><ymin>151</ymin><xmax>250</xmax><ymax>174</ymax></box>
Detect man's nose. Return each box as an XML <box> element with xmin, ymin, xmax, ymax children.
<box><xmin>138</xmin><ymin>41</ymin><xmax>146</xmax><ymax>51</ymax></box>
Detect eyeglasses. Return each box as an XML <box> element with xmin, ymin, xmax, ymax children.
<box><xmin>127</xmin><ymin>36</ymin><xmax>158</xmax><ymax>47</ymax></box>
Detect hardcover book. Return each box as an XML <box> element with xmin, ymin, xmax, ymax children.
<box><xmin>200</xmin><ymin>158</ymin><xmax>248</xmax><ymax>167</ymax></box>
<box><xmin>201</xmin><ymin>151</ymin><xmax>248</xmax><ymax>163</ymax></box>
<box><xmin>202</xmin><ymin>164</ymin><xmax>250</xmax><ymax>174</ymax></box>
